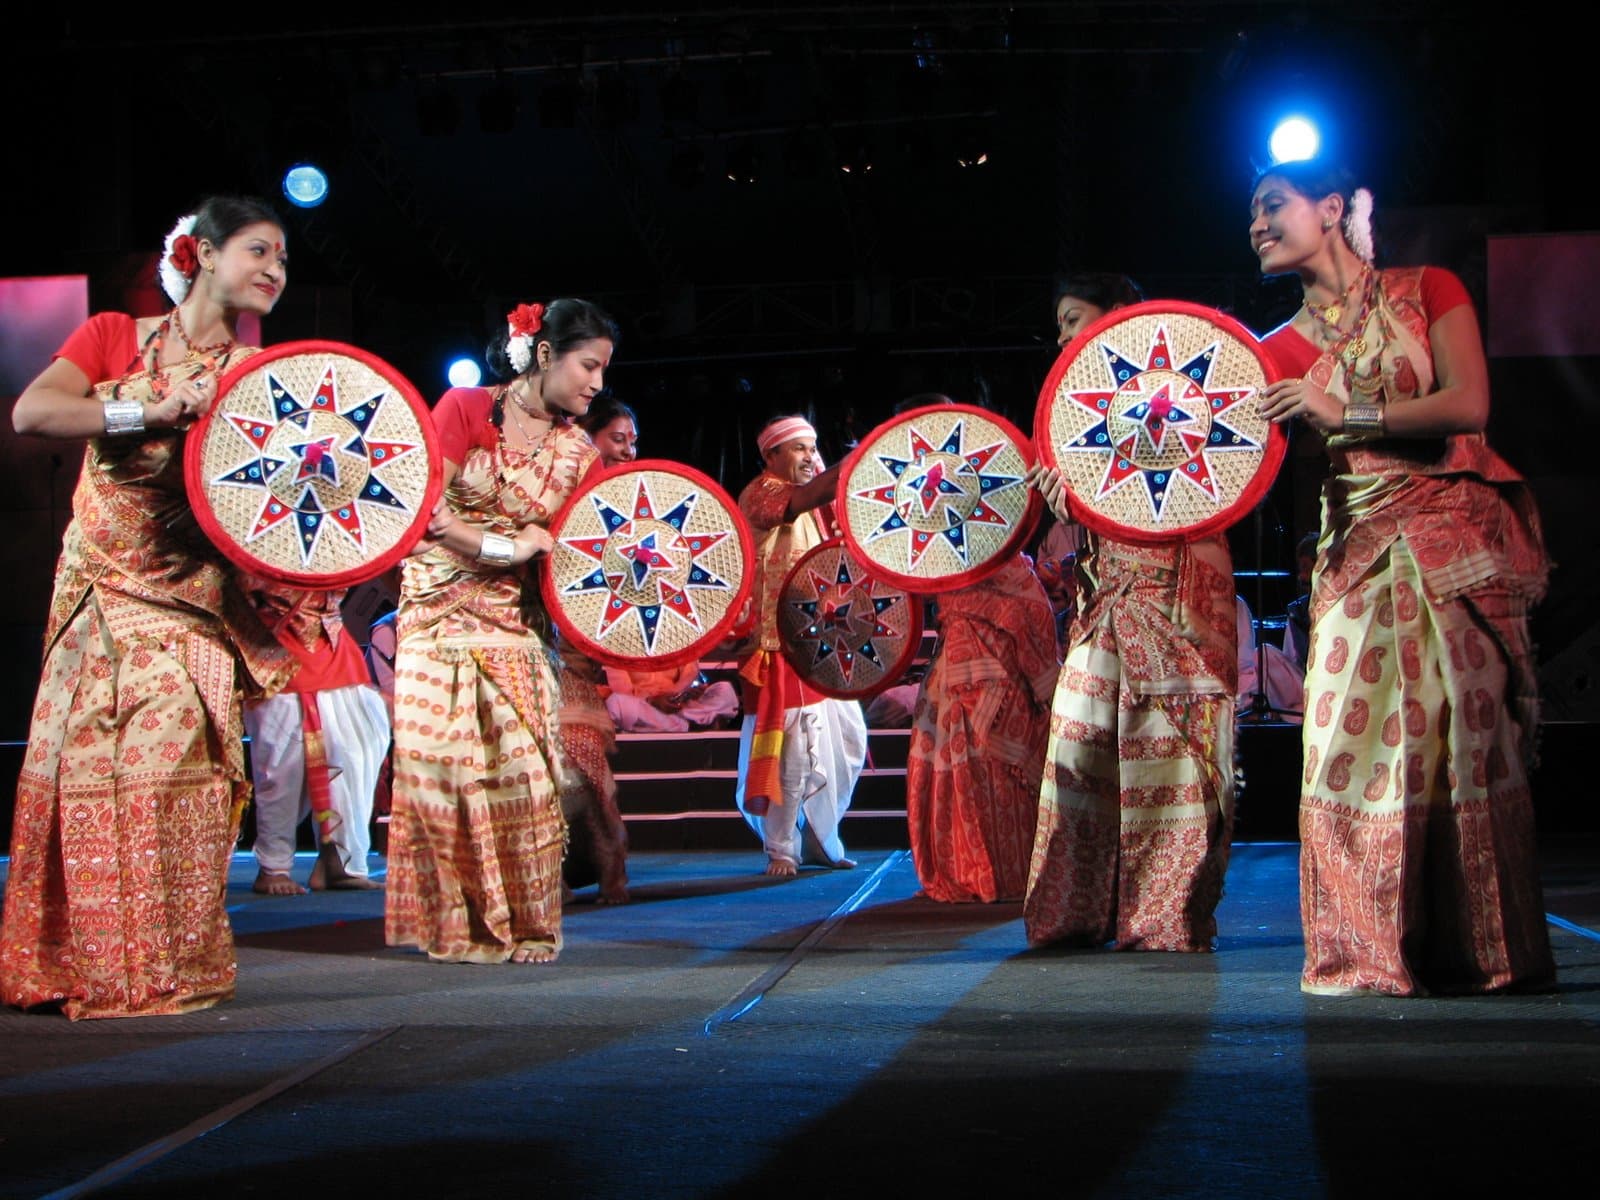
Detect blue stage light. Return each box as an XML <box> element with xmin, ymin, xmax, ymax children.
<box><xmin>1269</xmin><ymin>117</ymin><xmax>1319</xmax><ymax>165</ymax></box>
<box><xmin>282</xmin><ymin>163</ymin><xmax>330</xmax><ymax>208</ymax></box>
<box><xmin>447</xmin><ymin>358</ymin><xmax>483</xmax><ymax>388</ymax></box>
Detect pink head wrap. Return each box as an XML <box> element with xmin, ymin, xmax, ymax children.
<box><xmin>758</xmin><ymin>416</ymin><xmax>818</xmax><ymax>458</ymax></box>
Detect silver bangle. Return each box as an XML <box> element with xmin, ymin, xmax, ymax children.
<box><xmin>477</xmin><ymin>532</ymin><xmax>516</xmax><ymax>567</ymax></box>
<box><xmin>1342</xmin><ymin>402</ymin><xmax>1384</xmax><ymax>439</ymax></box>
<box><xmin>101</xmin><ymin>396</ymin><xmax>146</xmax><ymax>437</ymax></box>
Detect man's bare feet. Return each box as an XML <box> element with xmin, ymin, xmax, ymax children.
<box><xmin>764</xmin><ymin>856</ymin><xmax>799</xmax><ymax>878</ymax></box>
<box><xmin>597</xmin><ymin>884</ymin><xmax>630</xmax><ymax>905</ymax></box>
<box><xmin>308</xmin><ymin>844</ymin><xmax>383</xmax><ymax>891</ymax></box>
<box><xmin>832</xmin><ymin>857</ymin><xmax>858</xmax><ymax>870</ymax></box>
<box><xmin>252</xmin><ymin>868</ymin><xmax>306</xmax><ymax>896</ymax></box>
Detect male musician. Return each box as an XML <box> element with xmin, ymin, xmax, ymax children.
<box><xmin>734</xmin><ymin>416</ymin><xmax>867</xmax><ymax>876</ymax></box>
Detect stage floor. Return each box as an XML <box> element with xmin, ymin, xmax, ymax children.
<box><xmin>3</xmin><ymin>841</ymin><xmax>1597</xmax><ymax>1198</ymax></box>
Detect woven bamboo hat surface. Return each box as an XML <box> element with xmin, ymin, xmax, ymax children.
<box><xmin>185</xmin><ymin>340</ymin><xmax>442</xmax><ymax>587</ymax></box>
<box><xmin>777</xmin><ymin>537</ymin><xmax>923</xmax><ymax>700</ymax></box>
<box><xmin>1035</xmin><ymin>301</ymin><xmax>1285</xmax><ymax>544</ymax></box>
<box><xmin>839</xmin><ymin>402</ymin><xmax>1039</xmax><ymax>593</ymax></box>
<box><xmin>542</xmin><ymin>459</ymin><xmax>754</xmax><ymax>670</ymax></box>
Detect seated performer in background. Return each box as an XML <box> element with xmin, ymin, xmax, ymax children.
<box><xmin>734</xmin><ymin>415</ymin><xmax>867</xmax><ymax>877</ymax></box>
<box><xmin>604</xmin><ymin>660</ymin><xmax>740</xmax><ymax>732</ymax></box>
<box><xmin>242</xmin><ymin>579</ymin><xmax>389</xmax><ymax>894</ymax></box>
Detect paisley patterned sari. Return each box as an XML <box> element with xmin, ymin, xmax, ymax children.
<box><xmin>1266</xmin><ymin>268</ymin><xmax>1553</xmax><ymax>995</ymax></box>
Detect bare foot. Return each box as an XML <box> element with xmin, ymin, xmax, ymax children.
<box><xmin>832</xmin><ymin>857</ymin><xmax>858</xmax><ymax>870</ymax></box>
<box><xmin>253</xmin><ymin>868</ymin><xmax>306</xmax><ymax>896</ymax></box>
<box><xmin>309</xmin><ymin>844</ymin><xmax>383</xmax><ymax>891</ymax></box>
<box><xmin>597</xmin><ymin>885</ymin><xmax>630</xmax><ymax>905</ymax></box>
<box><xmin>764</xmin><ymin>856</ymin><xmax>799</xmax><ymax>878</ymax></box>
<box><xmin>510</xmin><ymin>942</ymin><xmax>558</xmax><ymax>964</ymax></box>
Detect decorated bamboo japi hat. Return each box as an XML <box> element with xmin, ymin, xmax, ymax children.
<box><xmin>839</xmin><ymin>402</ymin><xmax>1040</xmax><ymax>593</ymax></box>
<box><xmin>777</xmin><ymin>537</ymin><xmax>923</xmax><ymax>700</ymax></box>
<box><xmin>1035</xmin><ymin>301</ymin><xmax>1286</xmax><ymax>543</ymax></box>
<box><xmin>542</xmin><ymin>459</ymin><xmax>754</xmax><ymax>670</ymax></box>
<box><xmin>184</xmin><ymin>340</ymin><xmax>442</xmax><ymax>587</ymax></box>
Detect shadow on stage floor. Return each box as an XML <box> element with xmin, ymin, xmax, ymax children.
<box><xmin>2</xmin><ymin>842</ymin><xmax>1597</xmax><ymax>1199</ymax></box>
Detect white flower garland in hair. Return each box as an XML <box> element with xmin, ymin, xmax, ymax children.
<box><xmin>1344</xmin><ymin>187</ymin><xmax>1375</xmax><ymax>264</ymax></box>
<box><xmin>158</xmin><ymin>213</ymin><xmax>199</xmax><ymax>303</ymax></box>
<box><xmin>505</xmin><ymin>302</ymin><xmax>545</xmax><ymax>375</ymax></box>
<box><xmin>507</xmin><ymin>332</ymin><xmax>533</xmax><ymax>374</ymax></box>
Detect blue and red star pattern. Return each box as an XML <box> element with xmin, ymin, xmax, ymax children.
<box><xmin>1058</xmin><ymin>323</ymin><xmax>1261</xmax><ymax>522</ymax></box>
<box><xmin>210</xmin><ymin>362</ymin><xmax>423</xmax><ymax>564</ymax></box>
<box><xmin>852</xmin><ymin>419</ymin><xmax>1021</xmax><ymax>571</ymax></box>
<box><xmin>788</xmin><ymin>554</ymin><xmax>903</xmax><ymax>685</ymax></box>
<box><xmin>558</xmin><ymin>477</ymin><xmax>733</xmax><ymax>655</ymax></box>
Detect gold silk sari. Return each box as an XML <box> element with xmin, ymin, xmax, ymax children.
<box><xmin>1</xmin><ymin>343</ymin><xmax>291</xmax><ymax>1019</ymax></box>
<box><xmin>384</xmin><ymin>417</ymin><xmax>596</xmax><ymax>962</ymax></box>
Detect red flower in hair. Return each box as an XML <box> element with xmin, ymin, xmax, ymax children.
<box><xmin>508</xmin><ymin>302</ymin><xmax>545</xmax><ymax>337</ymax></box>
<box><xmin>168</xmin><ymin>234</ymin><xmax>199</xmax><ymax>279</ymax></box>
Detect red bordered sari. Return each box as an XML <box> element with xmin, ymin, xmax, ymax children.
<box><xmin>1</xmin><ymin>316</ymin><xmax>290</xmax><ymax>1018</ymax></box>
<box><xmin>384</xmin><ymin>390</ymin><xmax>597</xmax><ymax>962</ymax></box>
<box><xmin>1265</xmin><ymin>268</ymin><xmax>1553</xmax><ymax>996</ymax></box>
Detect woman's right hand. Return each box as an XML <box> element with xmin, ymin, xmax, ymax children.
<box><xmin>510</xmin><ymin>523</ymin><xmax>555</xmax><ymax>565</ymax></box>
<box><xmin>144</xmin><ymin>373</ymin><xmax>215</xmax><ymax>431</ymax></box>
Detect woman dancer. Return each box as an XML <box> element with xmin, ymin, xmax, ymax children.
<box><xmin>557</xmin><ymin>394</ymin><xmax>639</xmax><ymax>904</ymax></box>
<box><xmin>1251</xmin><ymin>160</ymin><xmax>1552</xmax><ymax>995</ymax></box>
<box><xmin>385</xmin><ymin>299</ymin><xmax>615</xmax><ymax>963</ymax></box>
<box><xmin>1</xmin><ymin>197</ymin><xmax>293</xmax><ymax>1017</ymax></box>
<box><xmin>1024</xmin><ymin>274</ymin><xmax>1239</xmax><ymax>951</ymax></box>
<box><xmin>904</xmin><ymin>395</ymin><xmax>1059</xmax><ymax>903</ymax></box>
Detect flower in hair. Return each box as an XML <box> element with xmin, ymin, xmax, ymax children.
<box><xmin>1344</xmin><ymin>187</ymin><xmax>1375</xmax><ymax>264</ymax></box>
<box><xmin>506</xmin><ymin>302</ymin><xmax>546</xmax><ymax>374</ymax></box>
<box><xmin>158</xmin><ymin>213</ymin><xmax>199</xmax><ymax>303</ymax></box>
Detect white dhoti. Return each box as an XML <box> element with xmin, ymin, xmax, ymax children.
<box><xmin>245</xmin><ymin>683</ymin><xmax>391</xmax><ymax>877</ymax></box>
<box><xmin>734</xmin><ymin>698</ymin><xmax>868</xmax><ymax>866</ymax></box>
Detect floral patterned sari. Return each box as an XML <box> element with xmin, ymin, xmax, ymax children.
<box><xmin>1</xmin><ymin>323</ymin><xmax>289</xmax><ymax>1018</ymax></box>
<box><xmin>384</xmin><ymin>406</ymin><xmax>596</xmax><ymax>962</ymax></box>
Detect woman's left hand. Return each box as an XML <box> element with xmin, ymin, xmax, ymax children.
<box><xmin>1257</xmin><ymin>377</ymin><xmax>1344</xmax><ymax>434</ymax></box>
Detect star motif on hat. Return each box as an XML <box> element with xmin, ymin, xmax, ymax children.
<box><xmin>209</xmin><ymin>361</ymin><xmax>422</xmax><ymax>564</ymax></box>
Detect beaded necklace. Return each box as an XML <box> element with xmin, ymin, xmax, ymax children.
<box><xmin>170</xmin><ymin>304</ymin><xmax>235</xmax><ymax>357</ymax></box>
<box><xmin>1305</xmin><ymin>270</ymin><xmax>1388</xmax><ymax>399</ymax></box>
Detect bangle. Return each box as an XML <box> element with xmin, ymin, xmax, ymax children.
<box><xmin>477</xmin><ymin>532</ymin><xmax>516</xmax><ymax>567</ymax></box>
<box><xmin>102</xmin><ymin>396</ymin><xmax>146</xmax><ymax>437</ymax></box>
<box><xmin>1342</xmin><ymin>402</ymin><xmax>1384</xmax><ymax>439</ymax></box>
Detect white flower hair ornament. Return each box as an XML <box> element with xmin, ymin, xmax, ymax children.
<box><xmin>158</xmin><ymin>213</ymin><xmax>201</xmax><ymax>304</ymax></box>
<box><xmin>1343</xmin><ymin>187</ymin><xmax>1375</xmax><ymax>264</ymax></box>
<box><xmin>506</xmin><ymin>302</ymin><xmax>546</xmax><ymax>374</ymax></box>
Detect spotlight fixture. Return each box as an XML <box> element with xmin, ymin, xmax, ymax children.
<box><xmin>416</xmin><ymin>84</ymin><xmax>460</xmax><ymax>137</ymax></box>
<box><xmin>447</xmin><ymin>358</ymin><xmax>483</xmax><ymax>388</ymax></box>
<box><xmin>478</xmin><ymin>80</ymin><xmax>520</xmax><ymax>135</ymax></box>
<box><xmin>281</xmin><ymin>163</ymin><xmax>330</xmax><ymax>208</ymax></box>
<box><xmin>668</xmin><ymin>142</ymin><xmax>707</xmax><ymax>189</ymax></box>
<box><xmin>661</xmin><ymin>71</ymin><xmax>700</xmax><ymax>124</ymax></box>
<box><xmin>1269</xmin><ymin>115</ymin><xmax>1320</xmax><ymax>164</ymax></box>
<box><xmin>539</xmin><ymin>77</ymin><xmax>579</xmax><ymax>129</ymax></box>
<box><xmin>725</xmin><ymin>139</ymin><xmax>762</xmax><ymax>185</ymax></box>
